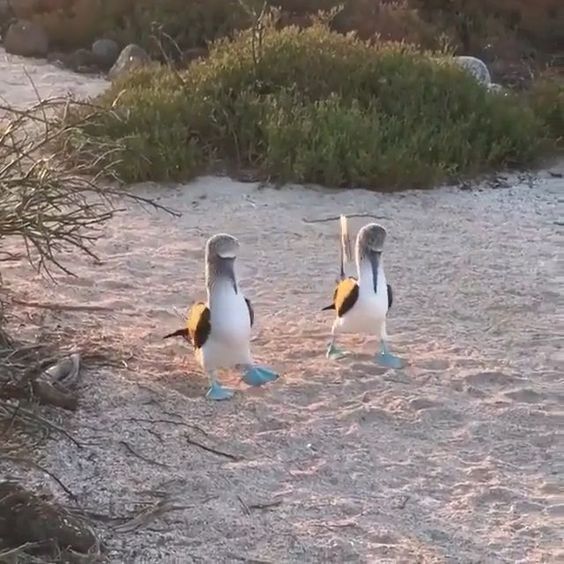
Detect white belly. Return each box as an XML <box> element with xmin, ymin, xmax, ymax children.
<box><xmin>336</xmin><ymin>287</ymin><xmax>388</xmax><ymax>335</ymax></box>
<box><xmin>199</xmin><ymin>282</ymin><xmax>252</xmax><ymax>371</ymax></box>
<box><xmin>197</xmin><ymin>337</ymin><xmax>252</xmax><ymax>371</ymax></box>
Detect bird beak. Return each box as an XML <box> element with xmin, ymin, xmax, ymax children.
<box><xmin>370</xmin><ymin>250</ymin><xmax>381</xmax><ymax>293</ymax></box>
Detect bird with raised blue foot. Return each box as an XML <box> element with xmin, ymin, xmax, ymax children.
<box><xmin>163</xmin><ymin>233</ymin><xmax>279</xmax><ymax>400</ymax></box>
<box><xmin>322</xmin><ymin>215</ymin><xmax>404</xmax><ymax>369</ymax></box>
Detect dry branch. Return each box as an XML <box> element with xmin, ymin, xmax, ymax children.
<box><xmin>302</xmin><ymin>213</ymin><xmax>391</xmax><ymax>224</ymax></box>
<box><xmin>0</xmin><ymin>89</ymin><xmax>176</xmax><ymax>420</ymax></box>
<box><xmin>185</xmin><ymin>434</ymin><xmax>242</xmax><ymax>461</ymax></box>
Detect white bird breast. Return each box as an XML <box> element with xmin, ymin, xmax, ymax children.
<box><xmin>337</xmin><ymin>261</ymin><xmax>389</xmax><ymax>335</ymax></box>
<box><xmin>337</xmin><ymin>288</ymin><xmax>389</xmax><ymax>334</ymax></box>
<box><xmin>198</xmin><ymin>281</ymin><xmax>253</xmax><ymax>371</ymax></box>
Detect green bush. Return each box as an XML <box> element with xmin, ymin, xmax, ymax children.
<box><xmin>106</xmin><ymin>0</ymin><xmax>254</xmax><ymax>58</ymax></box>
<box><xmin>529</xmin><ymin>77</ymin><xmax>564</xmax><ymax>145</ymax></box>
<box><xmin>68</xmin><ymin>22</ymin><xmax>554</xmax><ymax>189</ymax></box>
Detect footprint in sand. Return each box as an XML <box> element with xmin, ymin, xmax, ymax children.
<box><xmin>349</xmin><ymin>361</ymin><xmax>389</xmax><ymax>377</ymax></box>
<box><xmin>464</xmin><ymin>370</ymin><xmax>518</xmax><ymax>388</ymax></box>
<box><xmin>160</xmin><ymin>370</ymin><xmax>205</xmax><ymax>399</ymax></box>
<box><xmin>504</xmin><ymin>388</ymin><xmax>545</xmax><ymax>404</ymax></box>
<box><xmin>97</xmin><ymin>278</ymin><xmax>135</xmax><ymax>291</ymax></box>
<box><xmin>408</xmin><ymin>397</ymin><xmax>439</xmax><ymax>410</ymax></box>
<box><xmin>416</xmin><ymin>358</ymin><xmax>450</xmax><ymax>371</ymax></box>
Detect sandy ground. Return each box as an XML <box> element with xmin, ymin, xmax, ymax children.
<box><xmin>1</xmin><ymin>48</ymin><xmax>563</xmax><ymax>563</ymax></box>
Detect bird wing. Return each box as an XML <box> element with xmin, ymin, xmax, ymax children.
<box><xmin>387</xmin><ymin>283</ymin><xmax>393</xmax><ymax>310</ymax></box>
<box><xmin>322</xmin><ymin>277</ymin><xmax>359</xmax><ymax>317</ymax></box>
<box><xmin>245</xmin><ymin>297</ymin><xmax>254</xmax><ymax>327</ymax></box>
<box><xmin>187</xmin><ymin>301</ymin><xmax>211</xmax><ymax>349</ymax></box>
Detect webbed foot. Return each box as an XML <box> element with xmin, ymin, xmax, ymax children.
<box><xmin>243</xmin><ymin>365</ymin><xmax>279</xmax><ymax>387</ymax></box>
<box><xmin>326</xmin><ymin>342</ymin><xmax>348</xmax><ymax>360</ymax></box>
<box><xmin>206</xmin><ymin>380</ymin><xmax>234</xmax><ymax>401</ymax></box>
<box><xmin>375</xmin><ymin>351</ymin><xmax>404</xmax><ymax>369</ymax></box>
<box><xmin>375</xmin><ymin>341</ymin><xmax>404</xmax><ymax>369</ymax></box>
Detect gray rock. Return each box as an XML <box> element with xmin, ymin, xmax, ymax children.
<box><xmin>92</xmin><ymin>38</ymin><xmax>120</xmax><ymax>69</ymax></box>
<box><xmin>453</xmin><ymin>55</ymin><xmax>492</xmax><ymax>86</ymax></box>
<box><xmin>4</xmin><ymin>19</ymin><xmax>48</xmax><ymax>57</ymax></box>
<box><xmin>65</xmin><ymin>48</ymin><xmax>98</xmax><ymax>73</ymax></box>
<box><xmin>108</xmin><ymin>44</ymin><xmax>151</xmax><ymax>80</ymax></box>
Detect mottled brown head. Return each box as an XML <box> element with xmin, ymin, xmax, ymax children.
<box><xmin>357</xmin><ymin>223</ymin><xmax>387</xmax><ymax>253</ymax></box>
<box><xmin>205</xmin><ymin>233</ymin><xmax>240</xmax><ymax>261</ymax></box>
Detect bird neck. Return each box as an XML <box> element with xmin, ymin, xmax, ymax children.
<box><xmin>357</xmin><ymin>255</ymin><xmax>386</xmax><ymax>295</ymax></box>
<box><xmin>206</xmin><ymin>256</ymin><xmax>238</xmax><ymax>299</ymax></box>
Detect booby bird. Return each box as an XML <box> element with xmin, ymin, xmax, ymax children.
<box><xmin>322</xmin><ymin>216</ymin><xmax>404</xmax><ymax>368</ymax></box>
<box><xmin>164</xmin><ymin>233</ymin><xmax>279</xmax><ymax>400</ymax></box>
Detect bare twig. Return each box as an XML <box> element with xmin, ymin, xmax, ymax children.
<box><xmin>185</xmin><ymin>434</ymin><xmax>242</xmax><ymax>461</ymax></box>
<box><xmin>2</xmin><ymin>456</ymin><xmax>77</xmax><ymax>500</ymax></box>
<box><xmin>113</xmin><ymin>499</ymin><xmax>192</xmax><ymax>534</ymax></box>
<box><xmin>8</xmin><ymin>298</ymin><xmax>114</xmax><ymax>313</ymax></box>
<box><xmin>0</xmin><ymin>541</ymin><xmax>46</xmax><ymax>560</ymax></box>
<box><xmin>121</xmin><ymin>416</ymin><xmax>208</xmax><ymax>436</ymax></box>
<box><xmin>118</xmin><ymin>440</ymin><xmax>169</xmax><ymax>469</ymax></box>
<box><xmin>248</xmin><ymin>498</ymin><xmax>283</xmax><ymax>511</ymax></box>
<box><xmin>0</xmin><ymin>401</ymin><xmax>82</xmax><ymax>447</ymax></box>
<box><xmin>302</xmin><ymin>213</ymin><xmax>391</xmax><ymax>224</ymax></box>
<box><xmin>0</xmin><ymin>89</ymin><xmax>179</xmax><ymax>279</ymax></box>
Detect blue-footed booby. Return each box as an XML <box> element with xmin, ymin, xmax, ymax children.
<box><xmin>322</xmin><ymin>216</ymin><xmax>404</xmax><ymax>368</ymax></box>
<box><xmin>164</xmin><ymin>233</ymin><xmax>279</xmax><ymax>400</ymax></box>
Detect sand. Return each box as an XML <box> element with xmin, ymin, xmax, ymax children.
<box><xmin>0</xmin><ymin>48</ymin><xmax>563</xmax><ymax>563</ymax></box>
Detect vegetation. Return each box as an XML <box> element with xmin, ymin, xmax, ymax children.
<box><xmin>65</xmin><ymin>19</ymin><xmax>557</xmax><ymax>189</ymax></box>
<box><xmin>529</xmin><ymin>76</ymin><xmax>564</xmax><ymax>145</ymax></box>
<box><xmin>0</xmin><ymin>93</ymin><xmax>180</xmax><ymax>561</ymax></box>
<box><xmin>14</xmin><ymin>0</ymin><xmax>562</xmax><ymax>64</ymax></box>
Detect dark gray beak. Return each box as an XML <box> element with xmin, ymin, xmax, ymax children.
<box><xmin>369</xmin><ymin>250</ymin><xmax>381</xmax><ymax>293</ymax></box>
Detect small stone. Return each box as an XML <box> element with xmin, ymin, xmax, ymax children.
<box><xmin>453</xmin><ymin>55</ymin><xmax>492</xmax><ymax>86</ymax></box>
<box><xmin>64</xmin><ymin>48</ymin><xmax>97</xmax><ymax>73</ymax></box>
<box><xmin>91</xmin><ymin>38</ymin><xmax>120</xmax><ymax>69</ymax></box>
<box><xmin>46</xmin><ymin>50</ymin><xmax>66</xmax><ymax>68</ymax></box>
<box><xmin>4</xmin><ymin>19</ymin><xmax>48</xmax><ymax>57</ymax></box>
<box><xmin>108</xmin><ymin>43</ymin><xmax>151</xmax><ymax>81</ymax></box>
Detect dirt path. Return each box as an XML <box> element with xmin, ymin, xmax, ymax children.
<box><xmin>1</xmin><ymin>48</ymin><xmax>562</xmax><ymax>563</ymax></box>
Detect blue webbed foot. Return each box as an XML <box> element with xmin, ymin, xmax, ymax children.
<box><xmin>243</xmin><ymin>365</ymin><xmax>279</xmax><ymax>387</ymax></box>
<box><xmin>206</xmin><ymin>380</ymin><xmax>234</xmax><ymax>401</ymax></box>
<box><xmin>326</xmin><ymin>342</ymin><xmax>348</xmax><ymax>360</ymax></box>
<box><xmin>376</xmin><ymin>351</ymin><xmax>404</xmax><ymax>369</ymax></box>
<box><xmin>375</xmin><ymin>341</ymin><xmax>404</xmax><ymax>369</ymax></box>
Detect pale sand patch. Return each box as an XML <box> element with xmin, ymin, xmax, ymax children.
<box><xmin>1</xmin><ymin>48</ymin><xmax>563</xmax><ymax>563</ymax></box>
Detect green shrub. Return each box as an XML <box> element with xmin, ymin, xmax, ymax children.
<box><xmin>529</xmin><ymin>77</ymin><xmax>564</xmax><ymax>145</ymax></box>
<box><xmin>106</xmin><ymin>0</ymin><xmax>254</xmax><ymax>58</ymax></box>
<box><xmin>68</xmin><ymin>22</ymin><xmax>553</xmax><ymax>189</ymax></box>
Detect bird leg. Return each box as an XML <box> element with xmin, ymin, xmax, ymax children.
<box><xmin>205</xmin><ymin>370</ymin><xmax>234</xmax><ymax>400</ymax></box>
<box><xmin>326</xmin><ymin>322</ymin><xmax>349</xmax><ymax>360</ymax></box>
<box><xmin>242</xmin><ymin>364</ymin><xmax>279</xmax><ymax>387</ymax></box>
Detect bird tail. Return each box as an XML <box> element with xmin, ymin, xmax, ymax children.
<box><xmin>339</xmin><ymin>214</ymin><xmax>353</xmax><ymax>280</ymax></box>
<box><xmin>163</xmin><ymin>328</ymin><xmax>189</xmax><ymax>340</ymax></box>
